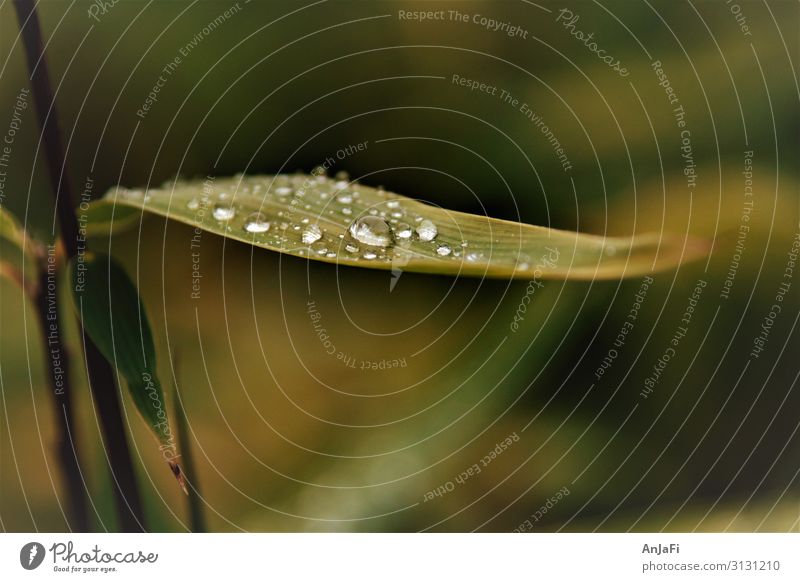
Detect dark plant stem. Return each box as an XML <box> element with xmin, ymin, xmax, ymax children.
<box><xmin>13</xmin><ymin>0</ymin><xmax>145</xmax><ymax>531</ymax></box>
<box><xmin>32</xmin><ymin>261</ymin><xmax>90</xmax><ymax>532</ymax></box>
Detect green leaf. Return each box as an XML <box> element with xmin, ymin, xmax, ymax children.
<box><xmin>81</xmin><ymin>199</ymin><xmax>142</xmax><ymax>237</ymax></box>
<box><xmin>69</xmin><ymin>252</ymin><xmax>186</xmax><ymax>492</ymax></box>
<box><xmin>0</xmin><ymin>206</ymin><xmax>42</xmax><ymax>290</ymax></box>
<box><xmin>88</xmin><ymin>174</ymin><xmax>708</xmax><ymax>279</ymax></box>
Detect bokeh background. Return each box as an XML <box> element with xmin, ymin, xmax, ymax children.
<box><xmin>0</xmin><ymin>0</ymin><xmax>798</xmax><ymax>532</ymax></box>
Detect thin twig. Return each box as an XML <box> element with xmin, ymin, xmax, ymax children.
<box><xmin>13</xmin><ymin>0</ymin><xmax>145</xmax><ymax>531</ymax></box>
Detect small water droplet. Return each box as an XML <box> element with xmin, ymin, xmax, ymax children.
<box><xmin>348</xmin><ymin>216</ymin><xmax>394</xmax><ymax>248</ymax></box>
<box><xmin>605</xmin><ymin>245</ymin><xmax>617</xmax><ymax>256</ymax></box>
<box><xmin>362</xmin><ymin>251</ymin><xmax>377</xmax><ymax>260</ymax></box>
<box><xmin>212</xmin><ymin>203</ymin><xmax>236</xmax><ymax>221</ymax></box>
<box><xmin>386</xmin><ymin>200</ymin><xmax>399</xmax><ymax>209</ymax></box>
<box><xmin>187</xmin><ymin>198</ymin><xmax>200</xmax><ymax>210</ymax></box>
<box><xmin>416</xmin><ymin>219</ymin><xmax>438</xmax><ymax>241</ymax></box>
<box><xmin>436</xmin><ymin>244</ymin><xmax>452</xmax><ymax>256</ymax></box>
<box><xmin>243</xmin><ymin>212</ymin><xmax>270</xmax><ymax>233</ymax></box>
<box><xmin>345</xmin><ymin>243</ymin><xmax>359</xmax><ymax>253</ymax></box>
<box><xmin>341</xmin><ymin>207</ymin><xmax>352</xmax><ymax>215</ymax></box>
<box><xmin>337</xmin><ymin>192</ymin><xmax>353</xmax><ymax>204</ymax></box>
<box><xmin>302</xmin><ymin>224</ymin><xmax>322</xmax><ymax>244</ymax></box>
<box><xmin>274</xmin><ymin>186</ymin><xmax>293</xmax><ymax>197</ymax></box>
<box><xmin>325</xmin><ymin>252</ymin><xmax>336</xmax><ymax>258</ymax></box>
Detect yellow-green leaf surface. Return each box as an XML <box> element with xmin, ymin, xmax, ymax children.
<box><xmin>89</xmin><ymin>174</ymin><xmax>707</xmax><ymax>279</ymax></box>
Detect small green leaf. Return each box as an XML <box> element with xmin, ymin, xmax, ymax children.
<box><xmin>0</xmin><ymin>206</ymin><xmax>42</xmax><ymax>290</ymax></box>
<box><xmin>69</xmin><ymin>252</ymin><xmax>186</xmax><ymax>493</ymax></box>
<box><xmin>82</xmin><ymin>199</ymin><xmax>141</xmax><ymax>237</ymax></box>
<box><xmin>89</xmin><ymin>174</ymin><xmax>707</xmax><ymax>279</ymax></box>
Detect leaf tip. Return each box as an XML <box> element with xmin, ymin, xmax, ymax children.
<box><xmin>169</xmin><ymin>461</ymin><xmax>189</xmax><ymax>496</ymax></box>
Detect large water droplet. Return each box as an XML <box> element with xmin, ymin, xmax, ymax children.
<box><xmin>212</xmin><ymin>203</ymin><xmax>235</xmax><ymax>221</ymax></box>
<box><xmin>416</xmin><ymin>219</ymin><xmax>438</xmax><ymax>241</ymax></box>
<box><xmin>243</xmin><ymin>212</ymin><xmax>270</xmax><ymax>233</ymax></box>
<box><xmin>302</xmin><ymin>224</ymin><xmax>322</xmax><ymax>244</ymax></box>
<box><xmin>348</xmin><ymin>216</ymin><xmax>394</xmax><ymax>248</ymax></box>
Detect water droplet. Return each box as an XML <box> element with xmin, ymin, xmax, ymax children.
<box><xmin>345</xmin><ymin>243</ymin><xmax>359</xmax><ymax>253</ymax></box>
<box><xmin>121</xmin><ymin>188</ymin><xmax>144</xmax><ymax>200</ymax></box>
<box><xmin>302</xmin><ymin>224</ymin><xmax>322</xmax><ymax>244</ymax></box>
<box><xmin>187</xmin><ymin>198</ymin><xmax>200</xmax><ymax>211</ymax></box>
<box><xmin>515</xmin><ymin>262</ymin><xmax>530</xmax><ymax>271</ymax></box>
<box><xmin>348</xmin><ymin>216</ymin><xmax>394</xmax><ymax>248</ymax></box>
<box><xmin>243</xmin><ymin>212</ymin><xmax>270</xmax><ymax>233</ymax></box>
<box><xmin>386</xmin><ymin>200</ymin><xmax>400</xmax><ymax>209</ymax></box>
<box><xmin>436</xmin><ymin>244</ymin><xmax>452</xmax><ymax>256</ymax></box>
<box><xmin>212</xmin><ymin>203</ymin><xmax>236</xmax><ymax>221</ymax></box>
<box><xmin>466</xmin><ymin>252</ymin><xmax>482</xmax><ymax>262</ymax></box>
<box><xmin>390</xmin><ymin>211</ymin><xmax>403</xmax><ymax>219</ymax></box>
<box><xmin>337</xmin><ymin>193</ymin><xmax>353</xmax><ymax>204</ymax></box>
<box><xmin>416</xmin><ymin>219</ymin><xmax>438</xmax><ymax>241</ymax></box>
<box><xmin>396</xmin><ymin>224</ymin><xmax>413</xmax><ymax>239</ymax></box>
<box><xmin>362</xmin><ymin>251</ymin><xmax>377</xmax><ymax>260</ymax></box>
<box><xmin>325</xmin><ymin>252</ymin><xmax>336</xmax><ymax>258</ymax></box>
<box><xmin>274</xmin><ymin>186</ymin><xmax>293</xmax><ymax>197</ymax></box>
<box><xmin>341</xmin><ymin>207</ymin><xmax>352</xmax><ymax>216</ymax></box>
<box><xmin>605</xmin><ymin>245</ymin><xmax>617</xmax><ymax>256</ymax></box>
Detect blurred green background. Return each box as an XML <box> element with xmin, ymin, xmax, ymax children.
<box><xmin>0</xmin><ymin>0</ymin><xmax>798</xmax><ymax>532</ymax></box>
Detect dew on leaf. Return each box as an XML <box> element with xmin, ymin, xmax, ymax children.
<box><xmin>243</xmin><ymin>212</ymin><xmax>270</xmax><ymax>234</ymax></box>
<box><xmin>348</xmin><ymin>216</ymin><xmax>394</xmax><ymax>248</ymax></box>
<box><xmin>416</xmin><ymin>219</ymin><xmax>438</xmax><ymax>241</ymax></box>
<box><xmin>302</xmin><ymin>224</ymin><xmax>322</xmax><ymax>244</ymax></box>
